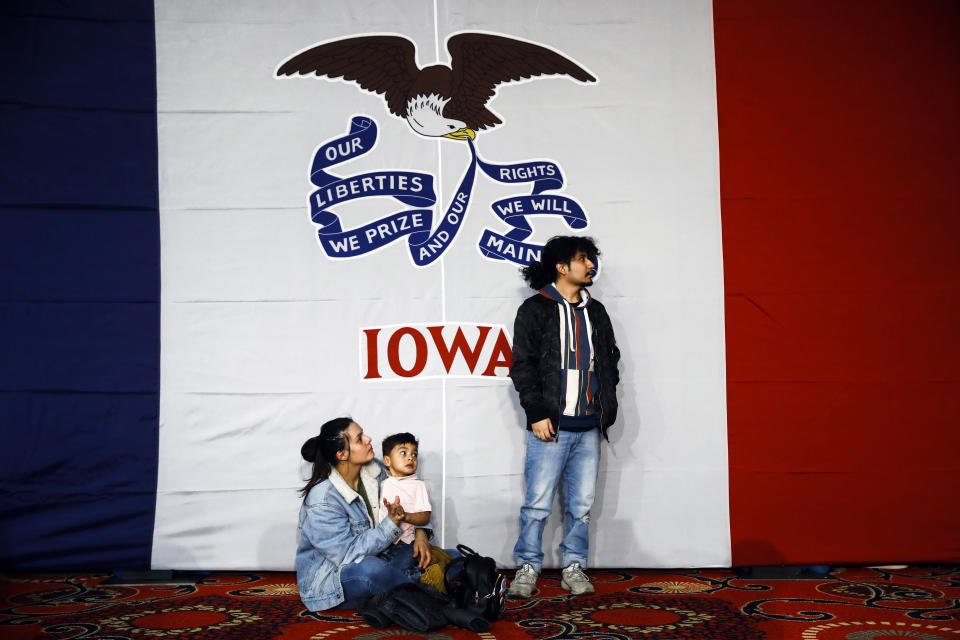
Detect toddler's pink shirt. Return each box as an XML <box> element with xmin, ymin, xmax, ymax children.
<box><xmin>378</xmin><ymin>474</ymin><xmax>431</xmax><ymax>544</ymax></box>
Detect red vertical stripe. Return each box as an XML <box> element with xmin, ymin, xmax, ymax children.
<box><xmin>586</xmin><ymin>371</ymin><xmax>593</xmax><ymax>413</ymax></box>
<box><xmin>715</xmin><ymin>0</ymin><xmax>960</xmax><ymax>564</ymax></box>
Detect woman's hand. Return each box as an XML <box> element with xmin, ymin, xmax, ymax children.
<box><xmin>412</xmin><ymin>528</ymin><xmax>431</xmax><ymax>569</ymax></box>
<box><xmin>383</xmin><ymin>496</ymin><xmax>406</xmax><ymax>525</ymax></box>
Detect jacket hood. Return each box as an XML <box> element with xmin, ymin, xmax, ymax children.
<box><xmin>539</xmin><ymin>284</ymin><xmax>595</xmax><ymax>366</ymax></box>
<box><xmin>538</xmin><ymin>283</ymin><xmax>591</xmax><ymax>308</ymax></box>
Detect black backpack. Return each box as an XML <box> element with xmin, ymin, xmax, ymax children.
<box><xmin>443</xmin><ymin>544</ymin><xmax>507</xmax><ymax>622</ymax></box>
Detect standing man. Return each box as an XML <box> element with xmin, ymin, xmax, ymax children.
<box><xmin>507</xmin><ymin>235</ymin><xmax>621</xmax><ymax>598</ymax></box>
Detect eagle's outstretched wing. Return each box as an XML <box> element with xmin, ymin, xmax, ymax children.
<box><xmin>446</xmin><ymin>33</ymin><xmax>596</xmax><ymax>130</ymax></box>
<box><xmin>276</xmin><ymin>36</ymin><xmax>421</xmax><ymax>118</ymax></box>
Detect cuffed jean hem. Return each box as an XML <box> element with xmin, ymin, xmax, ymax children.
<box><xmin>560</xmin><ymin>556</ymin><xmax>588</xmax><ymax>570</ymax></box>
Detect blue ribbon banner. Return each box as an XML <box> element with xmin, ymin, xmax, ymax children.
<box><xmin>307</xmin><ymin>116</ymin><xmax>588</xmax><ymax>266</ymax></box>
<box><xmin>309</xmin><ymin>116</ymin><xmax>436</xmax><ymax>262</ymax></box>
<box><xmin>473</xmin><ymin>150</ymin><xmax>587</xmax><ymax>265</ymax></box>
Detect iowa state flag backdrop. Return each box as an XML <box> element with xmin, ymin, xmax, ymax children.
<box><xmin>2</xmin><ymin>0</ymin><xmax>957</xmax><ymax>571</ymax></box>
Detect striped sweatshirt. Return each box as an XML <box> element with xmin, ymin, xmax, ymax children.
<box><xmin>538</xmin><ymin>284</ymin><xmax>599</xmax><ymax>430</ymax></box>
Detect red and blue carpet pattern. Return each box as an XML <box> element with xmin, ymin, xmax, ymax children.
<box><xmin>1</xmin><ymin>566</ymin><xmax>958</xmax><ymax>639</ymax></box>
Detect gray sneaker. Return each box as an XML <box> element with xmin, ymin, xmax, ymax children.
<box><xmin>507</xmin><ymin>563</ymin><xmax>538</xmax><ymax>598</ymax></box>
<box><xmin>561</xmin><ymin>562</ymin><xmax>595</xmax><ymax>595</ymax></box>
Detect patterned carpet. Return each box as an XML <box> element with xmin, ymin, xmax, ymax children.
<box><xmin>1</xmin><ymin>566</ymin><xmax>958</xmax><ymax>639</ymax></box>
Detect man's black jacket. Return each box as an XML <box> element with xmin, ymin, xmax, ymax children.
<box><xmin>510</xmin><ymin>292</ymin><xmax>621</xmax><ymax>439</ymax></box>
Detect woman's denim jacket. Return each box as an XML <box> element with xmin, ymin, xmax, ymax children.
<box><xmin>296</xmin><ymin>460</ymin><xmax>402</xmax><ymax>611</ymax></box>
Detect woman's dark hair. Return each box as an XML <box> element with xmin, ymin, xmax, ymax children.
<box><xmin>520</xmin><ymin>235</ymin><xmax>600</xmax><ymax>290</ymax></box>
<box><xmin>299</xmin><ymin>417</ymin><xmax>353</xmax><ymax>500</ymax></box>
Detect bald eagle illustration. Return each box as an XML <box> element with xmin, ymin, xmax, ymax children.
<box><xmin>276</xmin><ymin>32</ymin><xmax>596</xmax><ymax>140</ymax></box>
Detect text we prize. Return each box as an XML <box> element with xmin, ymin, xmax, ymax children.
<box><xmin>361</xmin><ymin>323</ymin><xmax>513</xmax><ymax>380</ymax></box>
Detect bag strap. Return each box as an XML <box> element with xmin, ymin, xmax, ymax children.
<box><xmin>444</xmin><ymin>544</ymin><xmax>479</xmax><ymax>593</ymax></box>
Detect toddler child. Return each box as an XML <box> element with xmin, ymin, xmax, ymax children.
<box><xmin>377</xmin><ymin>432</ymin><xmax>432</xmax><ymax>578</ymax></box>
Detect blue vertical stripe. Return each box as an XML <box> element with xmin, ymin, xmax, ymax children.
<box><xmin>0</xmin><ymin>1</ymin><xmax>159</xmax><ymax>569</ymax></box>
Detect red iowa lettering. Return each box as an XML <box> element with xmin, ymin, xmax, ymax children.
<box><xmin>362</xmin><ymin>323</ymin><xmax>513</xmax><ymax>380</ymax></box>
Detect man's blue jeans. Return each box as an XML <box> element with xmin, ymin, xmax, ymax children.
<box><xmin>513</xmin><ymin>428</ymin><xmax>601</xmax><ymax>573</ymax></box>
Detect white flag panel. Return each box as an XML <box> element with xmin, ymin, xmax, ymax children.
<box><xmin>155</xmin><ymin>0</ymin><xmax>729</xmax><ymax>569</ymax></box>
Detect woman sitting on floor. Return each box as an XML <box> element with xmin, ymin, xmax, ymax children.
<box><xmin>296</xmin><ymin>417</ymin><xmax>438</xmax><ymax>611</ymax></box>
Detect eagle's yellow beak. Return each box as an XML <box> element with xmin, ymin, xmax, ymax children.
<box><xmin>443</xmin><ymin>127</ymin><xmax>476</xmax><ymax>140</ymax></box>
